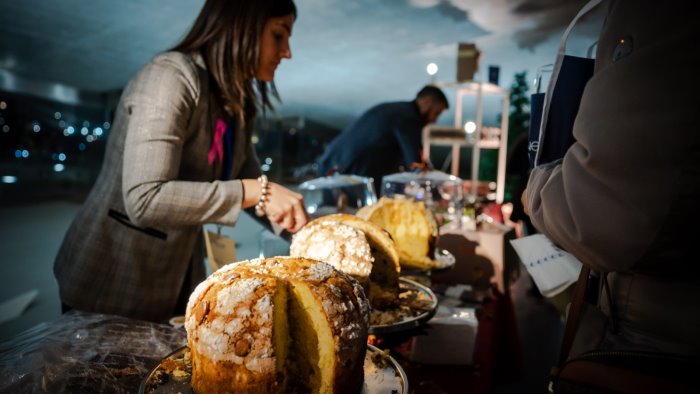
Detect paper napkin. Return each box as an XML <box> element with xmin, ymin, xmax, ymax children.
<box><xmin>510</xmin><ymin>234</ymin><xmax>581</xmax><ymax>297</ymax></box>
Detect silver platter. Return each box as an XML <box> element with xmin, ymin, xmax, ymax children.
<box><xmin>139</xmin><ymin>344</ymin><xmax>407</xmax><ymax>394</ymax></box>
<box><xmin>400</xmin><ymin>248</ymin><xmax>456</xmax><ymax>276</ymax></box>
<box><xmin>369</xmin><ymin>278</ymin><xmax>438</xmax><ymax>335</ymax></box>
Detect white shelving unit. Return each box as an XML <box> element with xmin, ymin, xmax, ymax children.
<box><xmin>422</xmin><ymin>81</ymin><xmax>510</xmax><ymax>203</ymax></box>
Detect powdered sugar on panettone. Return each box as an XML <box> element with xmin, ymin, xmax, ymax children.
<box><xmin>352</xmin><ymin>282</ymin><xmax>371</xmax><ymax>323</ymax></box>
<box><xmin>305</xmin><ymin>261</ymin><xmax>336</xmax><ymax>282</ymax></box>
<box><xmin>197</xmin><ymin>323</ymin><xmax>237</xmax><ymax>362</ymax></box>
<box><xmin>328</xmin><ymin>284</ymin><xmax>343</xmax><ymax>298</ymax></box>
<box><xmin>340</xmin><ymin>322</ymin><xmax>362</xmax><ymax>340</ymax></box>
<box><xmin>290</xmin><ymin>223</ymin><xmax>373</xmax><ymax>277</ymax></box>
<box><xmin>188</xmin><ymin>272</ymin><xmax>276</xmax><ymax>365</ymax></box>
<box><xmin>215</xmin><ymin>278</ymin><xmax>264</xmax><ymax>312</ymax></box>
<box><xmin>255</xmin><ymin>294</ymin><xmax>272</xmax><ymax>319</ymax></box>
<box><xmin>185</xmin><ymin>280</ymin><xmax>213</xmax><ymax>325</ymax></box>
<box><xmin>224</xmin><ymin>317</ymin><xmax>243</xmax><ymax>335</ymax></box>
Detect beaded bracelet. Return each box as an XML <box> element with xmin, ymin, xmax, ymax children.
<box><xmin>254</xmin><ymin>174</ymin><xmax>269</xmax><ymax>217</ymax></box>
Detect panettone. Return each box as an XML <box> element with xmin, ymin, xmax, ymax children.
<box><xmin>357</xmin><ymin>197</ymin><xmax>441</xmax><ymax>271</ymax></box>
<box><xmin>185</xmin><ymin>257</ymin><xmax>370</xmax><ymax>394</ymax></box>
<box><xmin>290</xmin><ymin>214</ymin><xmax>400</xmax><ymax>308</ymax></box>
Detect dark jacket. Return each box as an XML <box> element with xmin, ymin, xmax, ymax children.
<box><xmin>526</xmin><ymin>0</ymin><xmax>700</xmax><ymax>356</ymax></box>
<box><xmin>318</xmin><ymin>101</ymin><xmax>424</xmax><ymax>193</ymax></box>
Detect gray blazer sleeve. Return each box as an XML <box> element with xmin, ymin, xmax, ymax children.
<box><xmin>121</xmin><ymin>53</ymin><xmax>246</xmax><ymax>228</ymax></box>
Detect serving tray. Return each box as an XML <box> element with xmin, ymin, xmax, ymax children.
<box><xmin>139</xmin><ymin>344</ymin><xmax>407</xmax><ymax>394</ymax></box>
<box><xmin>369</xmin><ymin>278</ymin><xmax>438</xmax><ymax>335</ymax></box>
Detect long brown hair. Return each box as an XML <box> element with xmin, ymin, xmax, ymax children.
<box><xmin>172</xmin><ymin>0</ymin><xmax>297</xmax><ymax>130</ymax></box>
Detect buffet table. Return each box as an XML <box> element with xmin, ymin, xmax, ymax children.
<box><xmin>369</xmin><ymin>283</ymin><xmax>521</xmax><ymax>394</ymax></box>
<box><xmin>0</xmin><ymin>213</ymin><xmax>522</xmax><ymax>394</ymax></box>
<box><xmin>0</xmin><ymin>311</ymin><xmax>186</xmax><ymax>393</ymax></box>
<box><xmin>0</xmin><ymin>295</ymin><xmax>520</xmax><ymax>394</ymax></box>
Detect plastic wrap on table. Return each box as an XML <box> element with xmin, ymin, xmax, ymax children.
<box><xmin>0</xmin><ymin>310</ymin><xmax>186</xmax><ymax>394</ymax></box>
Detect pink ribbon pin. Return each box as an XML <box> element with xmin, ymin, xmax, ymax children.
<box><xmin>208</xmin><ymin>118</ymin><xmax>227</xmax><ymax>168</ymax></box>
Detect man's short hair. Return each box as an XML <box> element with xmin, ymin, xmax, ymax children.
<box><xmin>416</xmin><ymin>85</ymin><xmax>449</xmax><ymax>108</ymax></box>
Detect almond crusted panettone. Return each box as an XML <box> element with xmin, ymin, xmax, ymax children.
<box><xmin>357</xmin><ymin>197</ymin><xmax>441</xmax><ymax>271</ymax></box>
<box><xmin>185</xmin><ymin>256</ymin><xmax>370</xmax><ymax>394</ymax></box>
<box><xmin>290</xmin><ymin>214</ymin><xmax>400</xmax><ymax>309</ymax></box>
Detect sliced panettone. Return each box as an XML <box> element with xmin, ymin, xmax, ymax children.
<box><xmin>307</xmin><ymin>214</ymin><xmax>400</xmax><ymax>304</ymax></box>
<box><xmin>307</xmin><ymin>214</ymin><xmax>400</xmax><ymax>267</ymax></box>
<box><xmin>290</xmin><ymin>214</ymin><xmax>400</xmax><ymax>308</ymax></box>
<box><xmin>185</xmin><ymin>257</ymin><xmax>369</xmax><ymax>394</ymax></box>
<box><xmin>357</xmin><ymin>197</ymin><xmax>441</xmax><ymax>271</ymax></box>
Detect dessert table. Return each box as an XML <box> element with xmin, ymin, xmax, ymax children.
<box><xmin>0</xmin><ymin>311</ymin><xmax>186</xmax><ymax>394</ymax></box>
<box><xmin>370</xmin><ymin>284</ymin><xmax>521</xmax><ymax>394</ymax></box>
<box><xmin>0</xmin><ymin>297</ymin><xmax>519</xmax><ymax>394</ymax></box>
<box><xmin>0</xmin><ymin>213</ymin><xmax>523</xmax><ymax>394</ymax></box>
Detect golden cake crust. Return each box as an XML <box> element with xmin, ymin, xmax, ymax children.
<box><xmin>357</xmin><ymin>197</ymin><xmax>441</xmax><ymax>271</ymax></box>
<box><xmin>290</xmin><ymin>222</ymin><xmax>374</xmax><ymax>278</ymax></box>
<box><xmin>185</xmin><ymin>257</ymin><xmax>369</xmax><ymax>394</ymax></box>
<box><xmin>305</xmin><ymin>214</ymin><xmax>400</xmax><ymax>272</ymax></box>
<box><xmin>291</xmin><ymin>214</ymin><xmax>401</xmax><ymax>308</ymax></box>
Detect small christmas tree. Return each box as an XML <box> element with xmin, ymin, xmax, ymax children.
<box><xmin>504</xmin><ymin>71</ymin><xmax>531</xmax><ymax>202</ymax></box>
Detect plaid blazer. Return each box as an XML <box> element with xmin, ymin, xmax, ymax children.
<box><xmin>54</xmin><ymin>52</ymin><xmax>262</xmax><ymax>322</ymax></box>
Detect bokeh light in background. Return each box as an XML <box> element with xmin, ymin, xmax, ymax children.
<box><xmin>464</xmin><ymin>121</ymin><xmax>477</xmax><ymax>134</ymax></box>
<box><xmin>426</xmin><ymin>63</ymin><xmax>438</xmax><ymax>76</ymax></box>
<box><xmin>0</xmin><ymin>92</ymin><xmax>109</xmax><ymax>202</ymax></box>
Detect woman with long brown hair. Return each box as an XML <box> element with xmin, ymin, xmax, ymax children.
<box><xmin>54</xmin><ymin>0</ymin><xmax>307</xmax><ymax>322</ymax></box>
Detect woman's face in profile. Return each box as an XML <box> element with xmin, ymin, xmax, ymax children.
<box><xmin>256</xmin><ymin>14</ymin><xmax>294</xmax><ymax>81</ymax></box>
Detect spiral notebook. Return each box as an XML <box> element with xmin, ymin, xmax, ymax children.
<box><xmin>509</xmin><ymin>234</ymin><xmax>582</xmax><ymax>297</ymax></box>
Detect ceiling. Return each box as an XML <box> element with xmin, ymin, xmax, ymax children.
<box><xmin>0</xmin><ymin>0</ymin><xmax>605</xmax><ymax>129</ymax></box>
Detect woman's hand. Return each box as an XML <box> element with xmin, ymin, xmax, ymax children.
<box><xmin>242</xmin><ymin>179</ymin><xmax>309</xmax><ymax>233</ymax></box>
<box><xmin>263</xmin><ymin>182</ymin><xmax>309</xmax><ymax>233</ymax></box>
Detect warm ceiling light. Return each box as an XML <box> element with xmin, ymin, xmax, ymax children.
<box><xmin>426</xmin><ymin>63</ymin><xmax>438</xmax><ymax>76</ymax></box>
<box><xmin>464</xmin><ymin>121</ymin><xmax>476</xmax><ymax>134</ymax></box>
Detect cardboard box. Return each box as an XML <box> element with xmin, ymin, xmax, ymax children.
<box><xmin>433</xmin><ymin>222</ymin><xmax>519</xmax><ymax>294</ymax></box>
<box><xmin>457</xmin><ymin>43</ymin><xmax>480</xmax><ymax>82</ymax></box>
